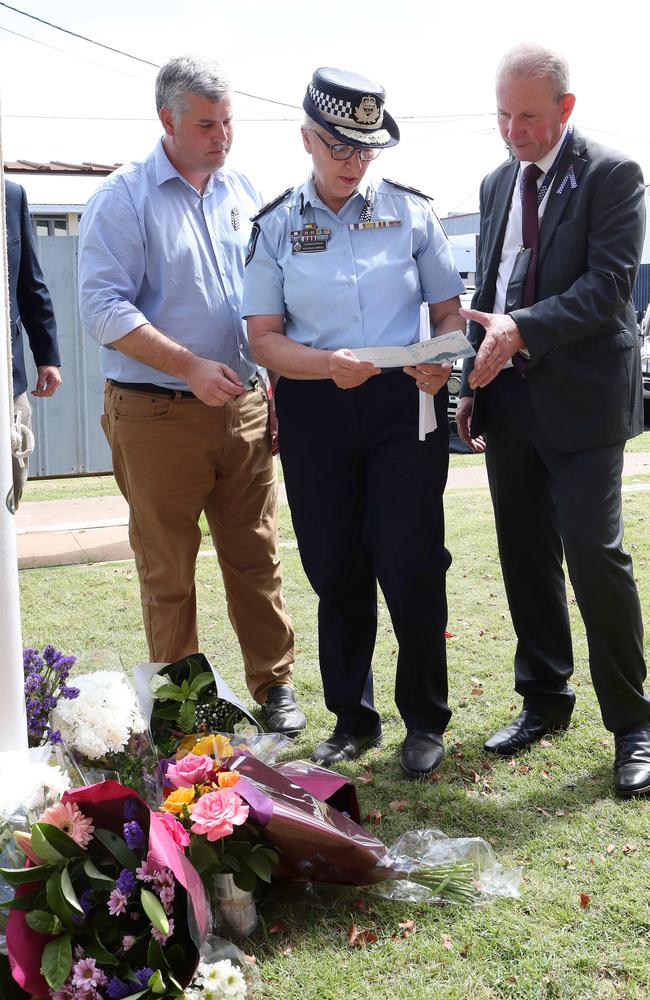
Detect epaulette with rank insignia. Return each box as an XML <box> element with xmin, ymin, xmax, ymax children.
<box><xmin>250</xmin><ymin>188</ymin><xmax>294</xmax><ymax>222</ymax></box>
<box><xmin>382</xmin><ymin>179</ymin><xmax>434</xmax><ymax>201</ymax></box>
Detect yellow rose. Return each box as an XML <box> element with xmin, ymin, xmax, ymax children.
<box><xmin>191</xmin><ymin>733</ymin><xmax>234</xmax><ymax>760</ymax></box>
<box><xmin>162</xmin><ymin>787</ymin><xmax>195</xmax><ymax>815</ymax></box>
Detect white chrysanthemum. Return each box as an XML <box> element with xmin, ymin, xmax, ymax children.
<box><xmin>198</xmin><ymin>961</ymin><xmax>247</xmax><ymax>999</ymax></box>
<box><xmin>150</xmin><ymin>672</ymin><xmax>171</xmax><ymax>695</ymax></box>
<box><xmin>50</xmin><ymin>671</ymin><xmax>146</xmax><ymax>759</ymax></box>
<box><xmin>0</xmin><ymin>762</ymin><xmax>70</xmax><ymax>821</ymax></box>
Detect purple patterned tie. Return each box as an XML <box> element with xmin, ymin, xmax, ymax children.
<box><xmin>512</xmin><ymin>163</ymin><xmax>542</xmax><ymax>374</ymax></box>
<box><xmin>521</xmin><ymin>163</ymin><xmax>543</xmax><ymax>306</ymax></box>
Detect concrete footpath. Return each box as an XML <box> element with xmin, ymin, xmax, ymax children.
<box><xmin>15</xmin><ymin>453</ymin><xmax>650</xmax><ymax>570</ymax></box>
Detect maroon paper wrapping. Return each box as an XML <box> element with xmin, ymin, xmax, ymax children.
<box><xmin>226</xmin><ymin>755</ymin><xmax>390</xmax><ymax>885</ymax></box>
<box><xmin>6</xmin><ymin>780</ymin><xmax>208</xmax><ymax>997</ymax></box>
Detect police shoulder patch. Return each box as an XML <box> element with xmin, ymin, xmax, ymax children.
<box><xmin>250</xmin><ymin>187</ymin><xmax>294</xmax><ymax>221</ymax></box>
<box><xmin>382</xmin><ymin>178</ymin><xmax>434</xmax><ymax>201</ymax></box>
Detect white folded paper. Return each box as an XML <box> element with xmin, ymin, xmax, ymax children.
<box><xmin>351</xmin><ymin>328</ymin><xmax>475</xmax><ymax>369</ymax></box>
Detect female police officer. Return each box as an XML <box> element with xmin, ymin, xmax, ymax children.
<box><xmin>242</xmin><ymin>68</ymin><xmax>464</xmax><ymax>778</ymax></box>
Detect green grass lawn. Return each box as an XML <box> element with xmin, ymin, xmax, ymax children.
<box><xmin>18</xmin><ymin>479</ymin><xmax>650</xmax><ymax>998</ymax></box>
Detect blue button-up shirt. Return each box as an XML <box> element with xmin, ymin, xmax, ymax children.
<box><xmin>78</xmin><ymin>139</ymin><xmax>262</xmax><ymax>388</ymax></box>
<box><xmin>242</xmin><ymin>176</ymin><xmax>464</xmax><ymax>350</ymax></box>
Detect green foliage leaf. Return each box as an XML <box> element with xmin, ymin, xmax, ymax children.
<box><xmin>188</xmin><ymin>671</ymin><xmax>214</xmax><ymax>696</ymax></box>
<box><xmin>232</xmin><ymin>866</ymin><xmax>257</xmax><ymax>892</ymax></box>
<box><xmin>243</xmin><ymin>850</ymin><xmax>274</xmax><ymax>883</ymax></box>
<box><xmin>84</xmin><ymin>930</ymin><xmax>119</xmax><ymax>967</ymax></box>
<box><xmin>149</xmin><ymin>969</ymin><xmax>167</xmax><ymax>994</ymax></box>
<box><xmin>153</xmin><ymin>703</ymin><xmax>180</xmax><ymax>719</ymax></box>
<box><xmin>45</xmin><ymin>871</ymin><xmax>73</xmax><ymax>922</ymax></box>
<box><xmin>35</xmin><ymin>823</ymin><xmax>85</xmax><ymax>860</ymax></box>
<box><xmin>83</xmin><ymin>859</ymin><xmax>114</xmax><ymax>886</ymax></box>
<box><xmin>93</xmin><ymin>828</ymin><xmax>139</xmax><ymax>870</ymax></box>
<box><xmin>40</xmin><ymin>932</ymin><xmax>72</xmax><ymax>991</ymax></box>
<box><xmin>30</xmin><ymin>826</ymin><xmax>65</xmax><ymax>864</ymax></box>
<box><xmin>152</xmin><ymin>682</ymin><xmax>184</xmax><ymax>702</ymax></box>
<box><xmin>147</xmin><ymin>936</ymin><xmax>167</xmax><ymax>972</ymax></box>
<box><xmin>1</xmin><ymin>885</ymin><xmax>44</xmax><ymax>910</ymax></box>
<box><xmin>0</xmin><ymin>864</ymin><xmax>51</xmax><ymax>885</ymax></box>
<box><xmin>140</xmin><ymin>888</ymin><xmax>169</xmax><ymax>935</ymax></box>
<box><xmin>178</xmin><ymin>699</ymin><xmax>196</xmax><ymax>733</ymax></box>
<box><xmin>59</xmin><ymin>866</ymin><xmax>84</xmax><ymax>915</ymax></box>
<box><xmin>25</xmin><ymin>909</ymin><xmax>61</xmax><ymax>935</ymax></box>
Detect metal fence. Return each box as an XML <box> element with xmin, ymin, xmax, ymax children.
<box><xmin>25</xmin><ymin>236</ymin><xmax>112</xmax><ymax>477</ymax></box>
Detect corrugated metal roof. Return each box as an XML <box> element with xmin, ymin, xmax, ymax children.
<box><xmin>4</xmin><ymin>160</ymin><xmax>119</xmax><ymax>174</ymax></box>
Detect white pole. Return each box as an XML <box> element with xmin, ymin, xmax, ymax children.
<box><xmin>0</xmin><ymin>91</ymin><xmax>28</xmax><ymax>751</ymax></box>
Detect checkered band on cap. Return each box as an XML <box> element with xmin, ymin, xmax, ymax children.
<box><xmin>308</xmin><ymin>82</ymin><xmax>384</xmax><ymax>131</ymax></box>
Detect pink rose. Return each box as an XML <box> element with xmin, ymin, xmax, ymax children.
<box><xmin>159</xmin><ymin>811</ymin><xmax>190</xmax><ymax>849</ymax></box>
<box><xmin>165</xmin><ymin>753</ymin><xmax>213</xmax><ymax>789</ymax></box>
<box><xmin>189</xmin><ymin>788</ymin><xmax>249</xmax><ymax>842</ymax></box>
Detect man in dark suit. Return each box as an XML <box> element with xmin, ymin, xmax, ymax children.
<box><xmin>457</xmin><ymin>43</ymin><xmax>650</xmax><ymax>797</ymax></box>
<box><xmin>5</xmin><ymin>179</ymin><xmax>61</xmax><ymax>507</ymax></box>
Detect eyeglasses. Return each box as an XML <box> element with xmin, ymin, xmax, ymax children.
<box><xmin>312</xmin><ymin>130</ymin><xmax>380</xmax><ymax>162</ymax></box>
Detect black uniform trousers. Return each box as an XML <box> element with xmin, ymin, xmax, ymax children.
<box><xmin>275</xmin><ymin>370</ymin><xmax>452</xmax><ymax>737</ymax></box>
<box><xmin>482</xmin><ymin>370</ymin><xmax>649</xmax><ymax>733</ymax></box>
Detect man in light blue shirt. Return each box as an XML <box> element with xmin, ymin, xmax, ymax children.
<box><xmin>78</xmin><ymin>54</ymin><xmax>305</xmax><ymax>736</ymax></box>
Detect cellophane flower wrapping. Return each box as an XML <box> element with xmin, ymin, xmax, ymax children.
<box><xmin>134</xmin><ymin>655</ymin><xmax>263</xmax><ymax>761</ymax></box>
<box><xmin>3</xmin><ymin>779</ymin><xmax>209</xmax><ymax>998</ymax></box>
<box><xmin>49</xmin><ymin>669</ymin><xmax>163</xmax><ymax>808</ymax></box>
<box><xmin>218</xmin><ymin>756</ymin><xmax>521</xmax><ymax>905</ymax></box>
<box><xmin>0</xmin><ymin>746</ymin><xmax>74</xmax><ymax>950</ymax></box>
<box><xmin>371</xmin><ymin>828</ymin><xmax>523</xmax><ymax>903</ymax></box>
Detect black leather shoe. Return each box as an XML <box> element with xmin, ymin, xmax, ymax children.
<box><xmin>484</xmin><ymin>703</ymin><xmax>574</xmax><ymax>757</ymax></box>
<box><xmin>614</xmin><ymin>724</ymin><xmax>650</xmax><ymax>797</ymax></box>
<box><xmin>310</xmin><ymin>731</ymin><xmax>381</xmax><ymax>766</ymax></box>
<box><xmin>261</xmin><ymin>685</ymin><xmax>306</xmax><ymax>736</ymax></box>
<box><xmin>400</xmin><ymin>730</ymin><xmax>444</xmax><ymax>779</ymax></box>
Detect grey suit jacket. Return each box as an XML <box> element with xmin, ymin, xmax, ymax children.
<box><xmin>461</xmin><ymin>129</ymin><xmax>645</xmax><ymax>453</ymax></box>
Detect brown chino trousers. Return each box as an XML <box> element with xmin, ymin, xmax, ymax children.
<box><xmin>102</xmin><ymin>380</ymin><xmax>294</xmax><ymax>703</ymax></box>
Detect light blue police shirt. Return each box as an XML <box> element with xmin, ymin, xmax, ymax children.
<box><xmin>78</xmin><ymin>139</ymin><xmax>261</xmax><ymax>389</ymax></box>
<box><xmin>242</xmin><ymin>175</ymin><xmax>464</xmax><ymax>350</ymax></box>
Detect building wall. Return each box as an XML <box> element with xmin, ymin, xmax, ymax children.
<box><xmin>24</xmin><ymin>236</ymin><xmax>112</xmax><ymax>477</ymax></box>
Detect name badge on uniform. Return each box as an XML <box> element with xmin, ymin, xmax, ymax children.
<box><xmin>290</xmin><ymin>223</ymin><xmax>331</xmax><ymax>253</ymax></box>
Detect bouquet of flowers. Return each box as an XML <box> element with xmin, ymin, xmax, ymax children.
<box><xmin>160</xmin><ymin>738</ymin><xmax>279</xmax><ymax>901</ymax></box>
<box><xmin>23</xmin><ymin>646</ymin><xmax>79</xmax><ymax>748</ymax></box>
<box><xmin>134</xmin><ymin>655</ymin><xmax>262</xmax><ymax>760</ymax></box>
<box><xmin>2</xmin><ymin>780</ymin><xmax>209</xmax><ymax>999</ymax></box>
<box><xmin>49</xmin><ymin>672</ymin><xmax>162</xmax><ymax>807</ymax></box>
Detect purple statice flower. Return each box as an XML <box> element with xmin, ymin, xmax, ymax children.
<box><xmin>116</xmin><ymin>868</ymin><xmax>136</xmax><ymax>896</ymax></box>
<box><xmin>107</xmin><ymin>977</ymin><xmax>132</xmax><ymax>999</ymax></box>
<box><xmin>123</xmin><ymin>821</ymin><xmax>145</xmax><ymax>851</ymax></box>
<box><xmin>47</xmin><ymin>728</ymin><xmax>63</xmax><ymax>745</ymax></box>
<box><xmin>72</xmin><ymin>889</ymin><xmax>94</xmax><ymax>925</ymax></box>
<box><xmin>135</xmin><ymin>967</ymin><xmax>154</xmax><ymax>988</ymax></box>
<box><xmin>107</xmin><ymin>888</ymin><xmax>129</xmax><ymax>916</ymax></box>
<box><xmin>71</xmin><ymin>957</ymin><xmax>107</xmax><ymax>990</ymax></box>
<box><xmin>24</xmin><ymin>672</ymin><xmax>43</xmax><ymax>693</ymax></box>
<box><xmin>23</xmin><ymin>645</ymin><xmax>78</xmax><ymax>747</ymax></box>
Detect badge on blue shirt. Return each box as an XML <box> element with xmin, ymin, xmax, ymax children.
<box><xmin>290</xmin><ymin>224</ymin><xmax>331</xmax><ymax>253</ymax></box>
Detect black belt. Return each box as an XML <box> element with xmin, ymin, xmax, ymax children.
<box><xmin>108</xmin><ymin>375</ymin><xmax>260</xmax><ymax>397</ymax></box>
<box><xmin>108</xmin><ymin>379</ymin><xmax>195</xmax><ymax>398</ymax></box>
